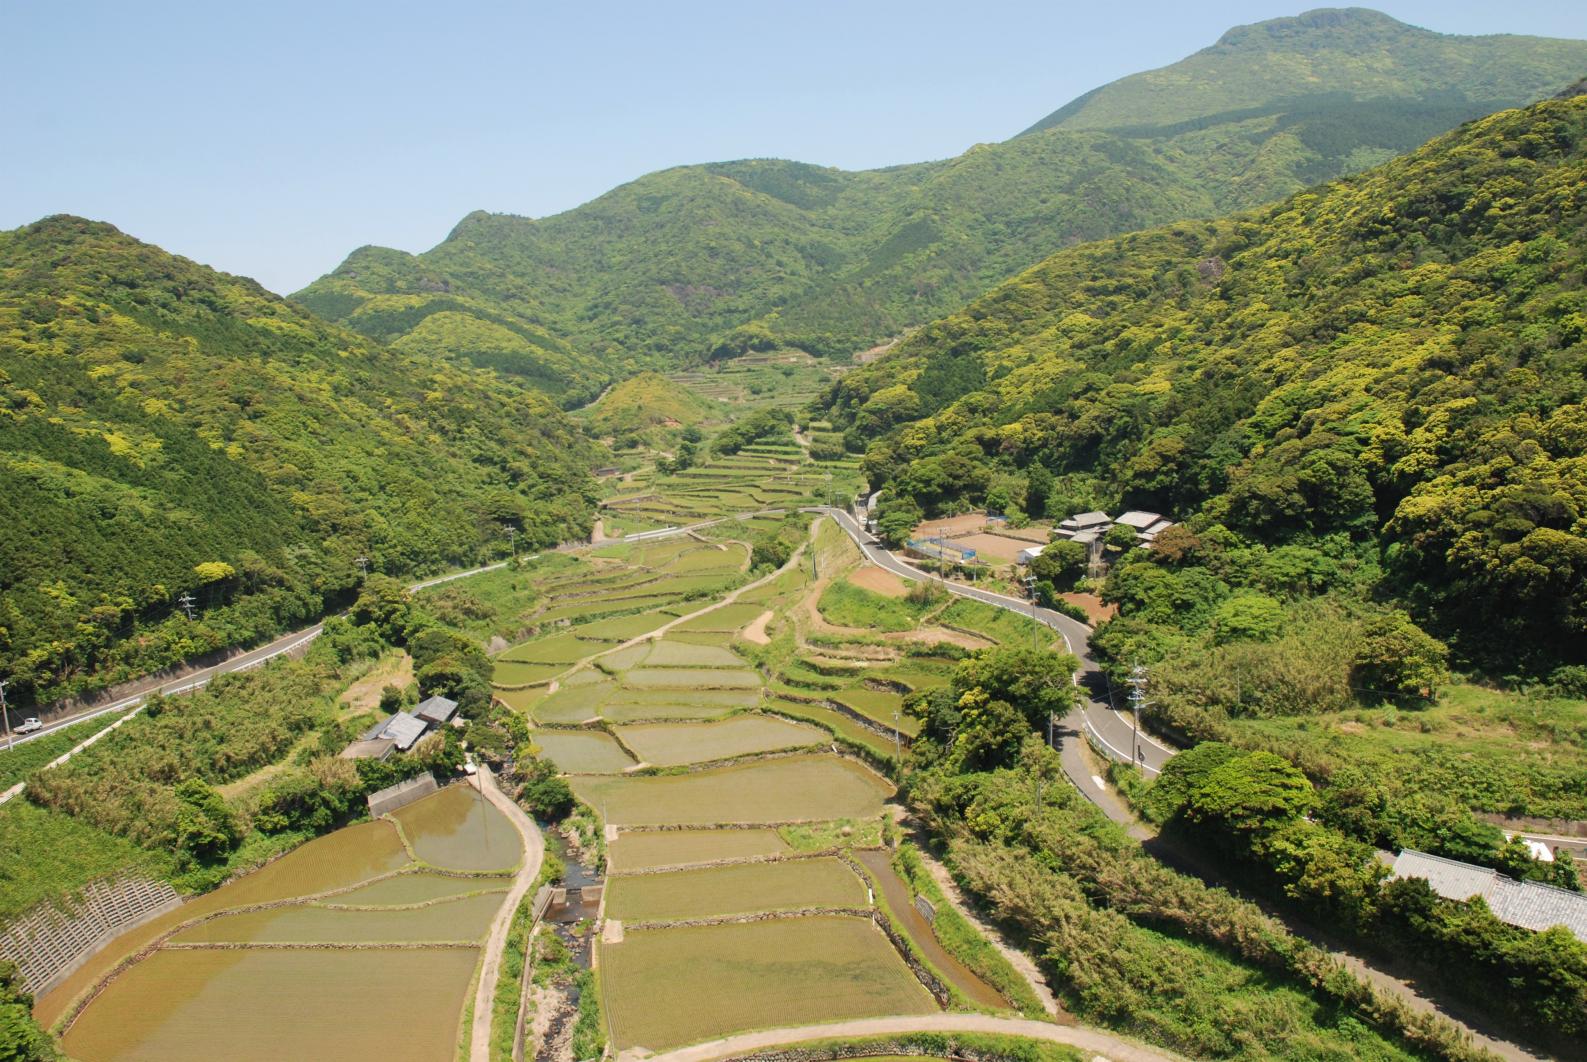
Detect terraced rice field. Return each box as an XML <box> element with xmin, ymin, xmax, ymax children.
<box><xmin>391</xmin><ymin>784</ymin><xmax>520</xmax><ymax>873</ymax></box>
<box><xmin>60</xmin><ymin>948</ymin><xmax>481</xmax><ymax>1062</ymax></box>
<box><xmin>600</xmin><ymin>916</ymin><xmax>935</xmax><ymax>1050</ymax></box>
<box><xmin>604</xmin><ymin>857</ymin><xmax>867</xmax><ymax>921</ymax></box>
<box><xmin>831</xmin><ymin>688</ymin><xmax>920</xmax><ymax>737</ymax></box>
<box><xmin>169</xmin><ymin>892</ymin><xmax>506</xmax><ymax>944</ymax></box>
<box><xmin>672</xmin><ymin>602</ymin><xmax>768</xmax><ymax>631</ymax></box>
<box><xmin>639</xmin><ymin>639</ymin><xmax>746</xmax><ymax>667</ymax></box>
<box><xmin>623</xmin><ymin>667</ymin><xmax>761</xmax><ymax>689</ymax></box>
<box><xmin>533</xmin><ymin>728</ymin><xmax>638</xmax><ymax>773</ymax></box>
<box><xmin>570</xmin><ymin>754</ymin><xmax>892</xmax><ymax>825</ymax></box>
<box><xmin>52</xmin><ymin>785</ymin><xmax>517</xmax><ymax>1059</ymax></box>
<box><xmin>607</xmin><ymin>829</ymin><xmax>793</xmax><ymax>871</ymax></box>
<box><xmin>615</xmin><ymin>715</ymin><xmax>826</xmax><ymax>766</ymax></box>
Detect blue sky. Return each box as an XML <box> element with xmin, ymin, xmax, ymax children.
<box><xmin>3</xmin><ymin>1</ymin><xmax>1583</xmax><ymax>294</ymax></box>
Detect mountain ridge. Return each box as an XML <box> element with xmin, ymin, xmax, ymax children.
<box><xmin>295</xmin><ymin>9</ymin><xmax>1587</xmax><ymax>392</ymax></box>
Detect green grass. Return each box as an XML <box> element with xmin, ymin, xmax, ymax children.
<box><xmin>831</xmin><ymin>688</ymin><xmax>920</xmax><ymax>738</ymax></box>
<box><xmin>766</xmin><ymin>699</ymin><xmax>900</xmax><ymax>762</ymax></box>
<box><xmin>573</xmin><ymin>611</ymin><xmax>676</xmax><ymax>640</ymax></box>
<box><xmin>0</xmin><ymin>709</ymin><xmax>137</xmax><ymax>791</ymax></box>
<box><xmin>498</xmin><ymin>630</ymin><xmax>613</xmax><ymax>664</ymax></box>
<box><xmin>491</xmin><ymin>659</ymin><xmax>566</xmax><ymax>687</ymax></box>
<box><xmin>1223</xmin><ymin>681</ymin><xmax>1587</xmax><ymax>820</ymax></box>
<box><xmin>938</xmin><ymin>599</ymin><xmax>1056</xmax><ymax>648</ymax></box>
<box><xmin>818</xmin><ymin>578</ymin><xmax>929</xmax><ymax>631</ymax></box>
<box><xmin>604</xmin><ymin>857</ymin><xmax>867</xmax><ymax>921</ymax></box>
<box><xmin>0</xmin><ymin>799</ymin><xmax>170</xmax><ymax>921</ymax></box>
<box><xmin>778</xmin><ymin>817</ymin><xmax>885</xmax><ymax>851</ymax></box>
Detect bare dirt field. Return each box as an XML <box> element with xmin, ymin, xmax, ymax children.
<box><xmin>946</xmin><ymin>533</ymin><xmax>1031</xmax><ymax>564</ymax></box>
<box><xmin>849</xmin><ymin>565</ymin><xmax>908</xmax><ymax>598</ymax></box>
<box><xmin>1061</xmin><ymin>592</ymin><xmax>1116</xmax><ymax>625</ymax></box>
<box><xmin>910</xmin><ymin>513</ymin><xmax>987</xmax><ymax>539</ymax></box>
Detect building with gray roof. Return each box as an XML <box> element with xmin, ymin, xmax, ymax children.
<box><xmin>1390</xmin><ymin>849</ymin><xmax>1587</xmax><ymax>942</ymax></box>
<box><xmin>414</xmin><ymin>695</ymin><xmax>459</xmax><ymax>726</ymax></box>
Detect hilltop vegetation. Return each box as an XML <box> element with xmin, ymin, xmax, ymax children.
<box><xmin>585</xmin><ymin>371</ymin><xmax>719</xmax><ymax>443</ymax></box>
<box><xmin>825</xmin><ymin>95</ymin><xmax>1587</xmax><ymax>676</ymax></box>
<box><xmin>297</xmin><ymin>10</ymin><xmax>1587</xmax><ymax>378</ymax></box>
<box><xmin>0</xmin><ymin>217</ymin><xmax>599</xmax><ymax>707</ymax></box>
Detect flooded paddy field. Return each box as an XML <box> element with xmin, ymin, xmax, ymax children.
<box><xmin>168</xmin><ymin>891</ymin><xmax>506</xmax><ymax>944</ymax></box>
<box><xmin>607</xmin><ymin>828</ymin><xmax>793</xmax><ymax>871</ymax></box>
<box><xmin>50</xmin><ymin>784</ymin><xmax>519</xmax><ymax>1060</ymax></box>
<box><xmin>599</xmin><ymin>916</ymin><xmax>936</xmax><ymax>1050</ymax></box>
<box><xmin>391</xmin><ymin>782</ymin><xmax>521</xmax><ymax>872</ymax></box>
<box><xmin>533</xmin><ymin>728</ymin><xmax>637</xmax><ymax>773</ymax></box>
<box><xmin>61</xmin><ymin>947</ymin><xmax>479</xmax><ymax>1062</ymax></box>
<box><xmin>614</xmin><ymin>714</ymin><xmax>826</xmax><ymax>766</ymax></box>
<box><xmin>604</xmin><ymin>856</ymin><xmax>867</xmax><ymax>921</ymax></box>
<box><xmin>570</xmin><ymin>753</ymin><xmax>892</xmax><ymax>825</ymax></box>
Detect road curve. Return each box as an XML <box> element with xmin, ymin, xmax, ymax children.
<box><xmin>809</xmin><ymin>507</ymin><xmax>1176</xmax><ymax>793</ymax></box>
<box><xmin>634</xmin><ymin>1013</ymin><xmax>1181</xmax><ymax>1062</ymax></box>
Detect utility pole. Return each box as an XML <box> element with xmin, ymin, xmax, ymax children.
<box><xmin>355</xmin><ymin>555</ymin><xmax>370</xmax><ymax>578</ymax></box>
<box><xmin>504</xmin><ymin>525</ymin><xmax>518</xmax><ymax>560</ymax></box>
<box><xmin>1023</xmin><ymin>574</ymin><xmax>1039</xmax><ymax>648</ymax></box>
<box><xmin>1126</xmin><ymin>663</ymin><xmax>1151</xmax><ymax>770</ymax></box>
<box><xmin>893</xmin><ymin>706</ymin><xmax>901</xmax><ymax>765</ymax></box>
<box><xmin>0</xmin><ymin>680</ymin><xmax>11</xmax><ymax>752</ymax></box>
<box><xmin>177</xmin><ymin>593</ymin><xmax>196</xmax><ymax>621</ymax></box>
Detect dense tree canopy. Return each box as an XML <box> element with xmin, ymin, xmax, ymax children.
<box><xmin>826</xmin><ymin>96</ymin><xmax>1587</xmax><ymax>670</ymax></box>
<box><xmin>0</xmin><ymin>217</ymin><xmax>599</xmax><ymax>705</ymax></box>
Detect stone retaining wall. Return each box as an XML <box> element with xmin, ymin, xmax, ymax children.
<box><xmin>0</xmin><ymin>876</ymin><xmax>181</xmax><ymax>995</ymax></box>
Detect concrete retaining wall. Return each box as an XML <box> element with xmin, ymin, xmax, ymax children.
<box><xmin>0</xmin><ymin>876</ymin><xmax>182</xmax><ymax>994</ymax></box>
<box><xmin>367</xmin><ymin>771</ymin><xmax>438</xmax><ymax>817</ymax></box>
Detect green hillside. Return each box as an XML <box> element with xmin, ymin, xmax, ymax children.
<box><xmin>296</xmin><ymin>9</ymin><xmax>1587</xmax><ymax>378</ymax></box>
<box><xmin>821</xmin><ymin>95</ymin><xmax>1587</xmax><ymax>673</ymax></box>
<box><xmin>585</xmin><ymin>371</ymin><xmax>719</xmax><ymax>439</ymax></box>
<box><xmin>0</xmin><ymin>217</ymin><xmax>599</xmax><ymax>707</ymax></box>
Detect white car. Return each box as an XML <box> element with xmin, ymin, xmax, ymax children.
<box><xmin>15</xmin><ymin>718</ymin><xmax>43</xmax><ymax>735</ymax></box>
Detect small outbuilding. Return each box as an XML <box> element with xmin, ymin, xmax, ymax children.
<box><xmin>414</xmin><ymin>695</ymin><xmax>459</xmax><ymax>726</ymax></box>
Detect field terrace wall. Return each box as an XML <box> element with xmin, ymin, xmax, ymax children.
<box><xmin>0</xmin><ymin>876</ymin><xmax>182</xmax><ymax>994</ymax></box>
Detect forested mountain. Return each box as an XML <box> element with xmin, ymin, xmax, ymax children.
<box><xmin>0</xmin><ymin>217</ymin><xmax>599</xmax><ymax>707</ymax></box>
<box><xmin>296</xmin><ymin>9</ymin><xmax>1587</xmax><ymax>384</ymax></box>
<box><xmin>820</xmin><ymin>95</ymin><xmax>1587</xmax><ymax>671</ymax></box>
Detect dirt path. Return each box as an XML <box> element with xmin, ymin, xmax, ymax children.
<box><xmin>633</xmin><ymin>1013</ymin><xmax>1180</xmax><ymax>1062</ymax></box>
<box><xmin>468</xmin><ymin>765</ymin><xmax>545</xmax><ymax>1062</ymax></box>
<box><xmin>741</xmin><ymin>610</ymin><xmax>774</xmax><ymax>645</ymax></box>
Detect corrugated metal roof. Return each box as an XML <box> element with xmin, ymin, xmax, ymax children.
<box><xmin>378</xmin><ymin>712</ymin><xmax>429</xmax><ymax>751</ymax></box>
<box><xmin>1069</xmin><ymin>511</ymin><xmax>1112</xmax><ymax>527</ymax></box>
<box><xmin>414</xmin><ymin>695</ymin><xmax>459</xmax><ymax>724</ymax></box>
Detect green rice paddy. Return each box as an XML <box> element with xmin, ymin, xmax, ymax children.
<box><xmin>640</xmin><ymin>639</ymin><xmax>746</xmax><ymax>668</ymax></box>
<box><xmin>600</xmin><ymin>916</ymin><xmax>935</xmax><ymax>1050</ymax></box>
<box><xmin>533</xmin><ymin>728</ymin><xmax>638</xmax><ymax>773</ymax></box>
<box><xmin>623</xmin><ymin>667</ymin><xmax>761</xmax><ymax>689</ymax></box>
<box><xmin>570</xmin><ymin>754</ymin><xmax>892</xmax><ymax>825</ymax></box>
<box><xmin>330</xmin><ymin>872</ymin><xmax>501</xmax><ymax>906</ymax></box>
<box><xmin>615</xmin><ymin>715</ymin><xmax>826</xmax><ymax>766</ymax></box>
<box><xmin>604</xmin><ymin>857</ymin><xmax>867</xmax><ymax>922</ymax></box>
<box><xmin>607</xmin><ymin>829</ymin><xmax>793</xmax><ymax>871</ymax></box>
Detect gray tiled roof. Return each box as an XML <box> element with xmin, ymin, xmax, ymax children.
<box><xmin>1114</xmin><ymin>510</ymin><xmax>1164</xmax><ymax>529</ymax></box>
<box><xmin>1391</xmin><ymin>849</ymin><xmax>1587</xmax><ymax>942</ymax></box>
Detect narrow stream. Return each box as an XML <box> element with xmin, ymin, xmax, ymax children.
<box><xmin>855</xmin><ymin>848</ymin><xmax>1008</xmax><ymax>1011</ymax></box>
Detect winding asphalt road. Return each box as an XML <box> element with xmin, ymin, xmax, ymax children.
<box><xmin>811</xmin><ymin>507</ymin><xmax>1175</xmax><ymax>820</ymax></box>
